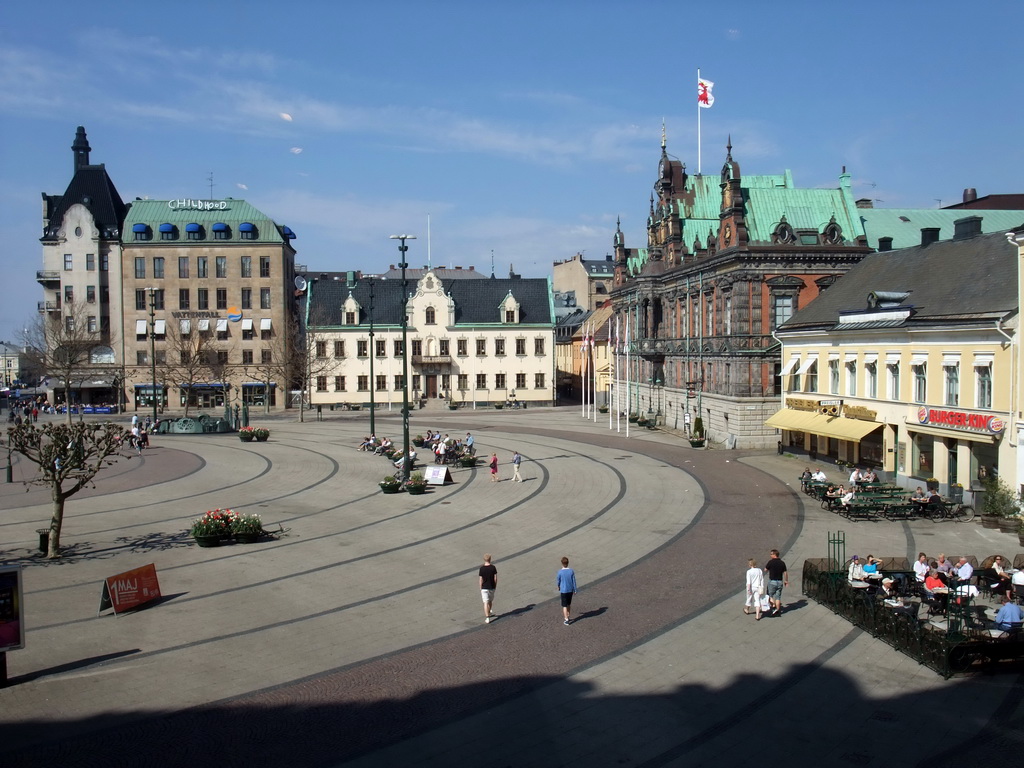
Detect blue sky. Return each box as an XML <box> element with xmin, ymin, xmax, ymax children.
<box><xmin>1</xmin><ymin>1</ymin><xmax>1021</xmax><ymax>342</ymax></box>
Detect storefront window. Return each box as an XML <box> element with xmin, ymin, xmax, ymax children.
<box><xmin>861</xmin><ymin>430</ymin><xmax>883</xmax><ymax>467</ymax></box>
<box><xmin>911</xmin><ymin>432</ymin><xmax>934</xmax><ymax>479</ymax></box>
<box><xmin>972</xmin><ymin>442</ymin><xmax>999</xmax><ymax>488</ymax></box>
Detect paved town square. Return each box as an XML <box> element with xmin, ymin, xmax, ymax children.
<box><xmin>1</xmin><ymin>407</ymin><xmax>1022</xmax><ymax>767</ymax></box>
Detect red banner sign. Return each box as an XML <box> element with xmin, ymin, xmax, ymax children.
<box><xmin>918</xmin><ymin>406</ymin><xmax>1005</xmax><ymax>434</ymax></box>
<box><xmin>99</xmin><ymin>564</ymin><xmax>162</xmax><ymax>616</ymax></box>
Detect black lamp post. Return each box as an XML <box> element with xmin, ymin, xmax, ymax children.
<box><xmin>389</xmin><ymin>234</ymin><xmax>416</xmax><ymax>482</ymax></box>
<box><xmin>147</xmin><ymin>287</ymin><xmax>159</xmax><ymax>425</ymax></box>
<box><xmin>367</xmin><ymin>277</ymin><xmax>376</xmax><ymax>439</ymax></box>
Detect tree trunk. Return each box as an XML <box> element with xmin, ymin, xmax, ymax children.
<box><xmin>48</xmin><ymin>488</ymin><xmax>67</xmax><ymax>559</ymax></box>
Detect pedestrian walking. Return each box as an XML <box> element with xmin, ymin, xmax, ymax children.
<box><xmin>465</xmin><ymin>432</ymin><xmax>475</xmax><ymax>456</ymax></box>
<box><xmin>489</xmin><ymin>453</ymin><xmax>498</xmax><ymax>482</ymax></box>
<box><xmin>744</xmin><ymin>559</ymin><xmax>765</xmax><ymax>620</ymax></box>
<box><xmin>557</xmin><ymin>557</ymin><xmax>578</xmax><ymax>625</ymax></box>
<box><xmin>764</xmin><ymin>549</ymin><xmax>789</xmax><ymax>616</ymax></box>
<box><xmin>479</xmin><ymin>554</ymin><xmax>497</xmax><ymax>623</ymax></box>
<box><xmin>511</xmin><ymin>451</ymin><xmax>522</xmax><ymax>482</ymax></box>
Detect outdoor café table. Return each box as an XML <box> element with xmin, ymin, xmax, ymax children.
<box><xmin>849</xmin><ymin>581</ymin><xmax>871</xmax><ymax>589</ymax></box>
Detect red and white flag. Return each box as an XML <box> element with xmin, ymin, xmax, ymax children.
<box><xmin>698</xmin><ymin>77</ymin><xmax>714</xmax><ymax>108</ymax></box>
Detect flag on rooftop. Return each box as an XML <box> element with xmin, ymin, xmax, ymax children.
<box><xmin>698</xmin><ymin>77</ymin><xmax>714</xmax><ymax>108</ymax></box>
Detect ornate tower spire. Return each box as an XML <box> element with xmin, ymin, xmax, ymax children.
<box><xmin>72</xmin><ymin>126</ymin><xmax>91</xmax><ymax>171</ymax></box>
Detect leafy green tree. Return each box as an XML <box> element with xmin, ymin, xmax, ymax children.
<box><xmin>3</xmin><ymin>421</ymin><xmax>131</xmax><ymax>558</ymax></box>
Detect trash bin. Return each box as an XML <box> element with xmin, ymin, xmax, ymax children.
<box><xmin>37</xmin><ymin>528</ymin><xmax>48</xmax><ymax>554</ymax></box>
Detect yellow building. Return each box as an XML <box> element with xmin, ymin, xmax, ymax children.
<box><xmin>771</xmin><ymin>220</ymin><xmax>1017</xmax><ymax>501</ymax></box>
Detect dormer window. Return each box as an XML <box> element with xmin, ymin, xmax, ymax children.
<box><xmin>159</xmin><ymin>223</ymin><xmax>177</xmax><ymax>240</ymax></box>
<box><xmin>132</xmin><ymin>223</ymin><xmax>151</xmax><ymax>241</ymax></box>
<box><xmin>425</xmin><ymin>306</ymin><xmax>436</xmax><ymax>325</ymax></box>
<box><xmin>773</xmin><ymin>219</ymin><xmax>794</xmax><ymax>244</ymax></box>
<box><xmin>186</xmin><ymin>223</ymin><xmax>203</xmax><ymax>240</ymax></box>
<box><xmin>505</xmin><ymin>310</ymin><xmax>515</xmax><ymax>323</ymax></box>
<box><xmin>212</xmin><ymin>222</ymin><xmax>230</xmax><ymax>240</ymax></box>
<box><xmin>239</xmin><ymin>222</ymin><xmax>257</xmax><ymax>240</ymax></box>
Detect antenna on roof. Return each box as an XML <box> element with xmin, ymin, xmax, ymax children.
<box><xmin>490</xmin><ymin>249</ymin><xmax>495</xmax><ymax>278</ymax></box>
<box><xmin>207</xmin><ymin>172</ymin><xmax>215</xmax><ymax>199</ymax></box>
<box><xmin>427</xmin><ymin>213</ymin><xmax>431</xmax><ymax>270</ymax></box>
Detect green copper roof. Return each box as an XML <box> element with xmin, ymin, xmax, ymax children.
<box><xmin>858</xmin><ymin>208</ymin><xmax>1024</xmax><ymax>250</ymax></box>
<box><xmin>123</xmin><ymin>199</ymin><xmax>289</xmax><ymax>244</ymax></box>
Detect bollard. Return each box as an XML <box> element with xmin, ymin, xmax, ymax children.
<box><xmin>36</xmin><ymin>529</ymin><xmax>48</xmax><ymax>554</ymax></box>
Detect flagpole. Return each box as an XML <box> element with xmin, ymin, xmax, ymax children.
<box><xmin>625</xmin><ymin>313</ymin><xmax>631</xmax><ymax>438</ymax></box>
<box><xmin>615</xmin><ymin>316</ymin><xmax>621</xmax><ymax>433</ymax></box>
<box><xmin>697</xmin><ymin>67</ymin><xmax>702</xmax><ymax>175</ymax></box>
<box><xmin>580</xmin><ymin>325</ymin><xmax>586</xmax><ymax>418</ymax></box>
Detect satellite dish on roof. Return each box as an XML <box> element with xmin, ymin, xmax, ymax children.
<box><xmin>294</xmin><ymin>275</ymin><xmax>308</xmax><ymax>292</ymax></box>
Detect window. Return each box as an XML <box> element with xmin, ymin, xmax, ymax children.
<box><xmin>495</xmin><ymin>338</ymin><xmax>505</xmax><ymax>356</ymax></box>
<box><xmin>495</xmin><ymin>373</ymin><xmax>506</xmax><ymax>390</ymax></box>
<box><xmin>197</xmin><ymin>288</ymin><xmax>209</xmax><ymax>310</ymax></box>
<box><xmin>216</xmin><ymin>257</ymin><xmax>227</xmax><ymax>278</ymax></box>
<box><xmin>357</xmin><ymin>376</ymin><xmax>369</xmax><ymax>392</ymax></box>
<box><xmin>261</xmin><ymin>326</ymin><xmax>272</xmax><ymax>341</ymax></box>
<box><xmin>136</xmin><ymin>351</ymin><xmax>149</xmax><ymax>365</ymax></box>
<box><xmin>977</xmin><ymin>364</ymin><xmax>992</xmax><ymax>409</ymax></box>
<box><xmin>100</xmin><ymin>253</ymin><xmax>108</xmax><ymax>271</ymax></box>
<box><xmin>789</xmin><ymin>368</ymin><xmax>801</xmax><ymax>393</ymax></box>
<box><xmin>515</xmin><ymin>338</ymin><xmax>526</xmax><ymax>355</ymax></box>
<box><xmin>241</xmin><ymin>288</ymin><xmax>252</xmax><ymax>310</ymax></box>
<box><xmin>806</xmin><ymin>362</ymin><xmax>818</xmax><ymax>393</ymax></box>
<box><xmin>179</xmin><ymin>289</ymin><xmax>190</xmax><ymax>310</ymax></box>
<box><xmin>476</xmin><ymin>339</ymin><xmax>486</xmax><ymax>356</ymax></box>
<box><xmin>260</xmin><ymin>257</ymin><xmax>271</xmax><ymax>278</ymax></box>
<box><xmin>134</xmin><ymin>257</ymin><xmax>146</xmax><ymax>279</ymax></box>
<box><xmin>260</xmin><ymin>288</ymin><xmax>271</xmax><ymax>309</ymax></box>
<box><xmin>197</xmin><ymin>257</ymin><xmax>208</xmax><ymax>278</ymax></box>
<box><xmin>64</xmin><ymin>254</ymin><xmax>73</xmax><ymax>271</ymax></box>
<box><xmin>64</xmin><ymin>285</ymin><xmax>74</xmax><ymax>304</ymax></box>
<box><xmin>534</xmin><ymin>338</ymin><xmax>545</xmax><ymax>355</ymax></box>
<box><xmin>87</xmin><ymin>316</ymin><xmax>97</xmax><ymax>333</ymax></box>
<box><xmin>706</xmin><ymin>296</ymin><xmax>714</xmax><ymax>336</ymax></box>
<box><xmin>944</xmin><ymin>364</ymin><xmax>959</xmax><ymax>406</ymax></box>
<box><xmin>505</xmin><ymin>310</ymin><xmax>515</xmax><ymax>323</ymax></box>
<box><xmin>100</xmin><ymin>286</ymin><xmax>108</xmax><ymax>304</ymax></box>
<box><xmin>345</xmin><ymin>311</ymin><xmax>356</xmax><ymax>325</ymax></box>
<box><xmin>516</xmin><ymin>373</ymin><xmax>527</xmax><ymax>389</ymax></box>
<box><xmin>178</xmin><ymin>257</ymin><xmax>189</xmax><ymax>278</ymax></box>
<box><xmin>376</xmin><ymin>339</ymin><xmax>386</xmax><ymax>357</ymax></box>
<box><xmin>457</xmin><ymin>374</ymin><xmax>468</xmax><ymax>390</ymax></box>
<box><xmin>316</xmin><ymin>341</ymin><xmax>327</xmax><ymax>358</ymax></box>
<box><xmin>912</xmin><ymin>432</ymin><xmax>933</xmax><ymax>479</ymax></box>
<box><xmin>241</xmin><ymin>256</ymin><xmax>252</xmax><ymax>278</ymax></box>
<box><xmin>86</xmin><ymin>253</ymin><xmax>95</xmax><ymax>271</ymax></box>
<box><xmin>425</xmin><ymin>307</ymin><xmax>436</xmax><ymax>325</ymax></box>
<box><xmin>439</xmin><ymin>339</ymin><xmax>450</xmax><ymax>356</ymax></box>
<box><xmin>261</xmin><ymin>349</ymin><xmax>272</xmax><ymax>364</ymax></box>
<box><xmin>411</xmin><ymin>340</ymin><xmax>422</xmax><ymax>357</ymax></box>
<box><xmin>334</xmin><ymin>340</ymin><xmax>345</xmax><ymax>358</ymax></box>
<box><xmin>476</xmin><ymin>373</ymin><xmax>487</xmax><ymax>389</ymax></box>
<box><xmin>161</xmin><ymin>226</ymin><xmax>176</xmax><ymax>241</ymax></box>
<box><xmin>187</xmin><ymin>226</ymin><xmax>203</xmax><ymax>241</ymax></box>
<box><xmin>392</xmin><ymin>375</ymin><xmax>403</xmax><ymax>391</ymax></box>
<box><xmin>181</xmin><ymin>351</ymin><xmax>191</xmax><ymax>365</ymax></box>
<box><xmin>240</xmin><ymin>224</ymin><xmax>256</xmax><ymax>240</ymax></box>
<box><xmin>152</xmin><ymin>290</ymin><xmax>165</xmax><ymax>310</ymax></box>
<box><xmin>334</xmin><ymin>376</ymin><xmax>346</xmax><ymax>391</ymax></box>
<box><xmin>772</xmin><ymin>294</ymin><xmax>794</xmax><ymax>330</ymax></box>
<box><xmin>846</xmin><ymin>361</ymin><xmax>857</xmax><ymax>396</ymax></box>
<box><xmin>913</xmin><ymin>364</ymin><xmax>927</xmax><ymax>403</ymax></box>
<box><xmin>865</xmin><ymin>363</ymin><xmax>877</xmax><ymax>398</ymax></box>
<box><xmin>829</xmin><ymin>360</ymin><xmax>839</xmax><ymax>395</ymax></box>
<box><xmin>242</xmin><ymin>350</ymin><xmax>253</xmax><ymax>365</ymax></box>
<box><xmin>458</xmin><ymin>339</ymin><xmax>468</xmax><ymax>356</ymax></box>
<box><xmin>242</xmin><ymin>325</ymin><xmax>253</xmax><ymax>341</ymax></box>
<box><xmin>153</xmin><ymin>257</ymin><xmax>165</xmax><ymax>279</ymax></box>
<box><xmin>316</xmin><ymin>376</ymin><xmax>327</xmax><ymax>392</ymax></box>
<box><xmin>888</xmin><ymin>363</ymin><xmax>900</xmax><ymax>401</ymax></box>
<box><xmin>535</xmin><ymin>372</ymin><xmax>545</xmax><ymax>389</ymax></box>
<box><xmin>214</xmin><ymin>226</ymin><xmax>229</xmax><ymax>241</ymax></box>
<box><xmin>135</xmin><ymin>289</ymin><xmax>147</xmax><ymax>311</ymax></box>
<box><xmin>357</xmin><ymin>340</ymin><xmax>368</xmax><ymax>357</ymax></box>
<box><xmin>724</xmin><ymin>295</ymin><xmax>732</xmax><ymax>336</ymax></box>
<box><xmin>216</xmin><ymin>289</ymin><xmax>228</xmax><ymax>310</ymax></box>
<box><xmin>86</xmin><ymin>285</ymin><xmax>96</xmax><ymax>303</ymax></box>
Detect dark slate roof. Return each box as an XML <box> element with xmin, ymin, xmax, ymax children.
<box><xmin>379</xmin><ymin>267</ymin><xmax>487</xmax><ymax>280</ymax></box>
<box><xmin>308</xmin><ymin>275</ymin><xmax>553</xmax><ymax>327</ymax></box>
<box><xmin>781</xmin><ymin>230</ymin><xmax>1017</xmax><ymax>331</ymax></box>
<box><xmin>41</xmin><ymin>165</ymin><xmax>127</xmax><ymax>241</ymax></box>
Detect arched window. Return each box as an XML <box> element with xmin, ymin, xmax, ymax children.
<box><xmin>425</xmin><ymin>306</ymin><xmax>436</xmax><ymax>325</ymax></box>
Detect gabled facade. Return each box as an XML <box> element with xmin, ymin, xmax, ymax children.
<box><xmin>305</xmin><ymin>270</ymin><xmax>555</xmax><ymax>408</ymax></box>
<box><xmin>553</xmin><ymin>253</ymin><xmax>614</xmax><ymax>312</ymax></box>
<box><xmin>773</xmin><ymin>222</ymin><xmax>1018</xmax><ymax>501</ymax></box>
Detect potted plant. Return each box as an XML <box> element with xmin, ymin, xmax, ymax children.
<box><xmin>981</xmin><ymin>476</ymin><xmax>1019</xmax><ymax>530</ymax></box>
<box><xmin>253</xmin><ymin>427</ymin><xmax>270</xmax><ymax>442</ymax></box>
<box><xmin>926</xmin><ymin>477</ymin><xmax>940</xmax><ymax>492</ymax></box>
<box><xmin>379</xmin><ymin>475</ymin><xmax>402</xmax><ymax>494</ymax></box>
<box><xmin>598</xmin><ymin>405</ymin><xmax>609</xmax><ymax>414</ymax></box>
<box><xmin>405</xmin><ymin>471</ymin><xmax>428</xmax><ymax>495</ymax></box>
<box><xmin>448</xmin><ymin>403</ymin><xmax>458</xmax><ymax>410</ymax></box>
<box><xmin>495</xmin><ymin>403</ymin><xmax>504</xmax><ymax>410</ymax></box>
<box><xmin>413</xmin><ymin>435</ymin><xmax>425</xmax><ymax>448</ymax></box>
<box><xmin>190</xmin><ymin>508</ymin><xmax>235</xmax><ymax>547</ymax></box>
<box><xmin>230</xmin><ymin>513</ymin><xmax>264</xmax><ymax>543</ymax></box>
<box><xmin>689</xmin><ymin>417</ymin><xmax>706</xmax><ymax>448</ymax></box>
<box><xmin>238</xmin><ymin>426</ymin><xmax>256</xmax><ymax>442</ymax></box>
<box><xmin>636</xmin><ymin>416</ymin><xmax>649</xmax><ymax>428</ymax></box>
<box><xmin>628</xmin><ymin>412</ymin><xmax>639</xmax><ymax>423</ymax></box>
<box><xmin>458</xmin><ymin>455</ymin><xmax>479</xmax><ymax>468</ymax></box>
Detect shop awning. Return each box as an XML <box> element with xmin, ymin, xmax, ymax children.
<box><xmin>766</xmin><ymin>409</ymin><xmax>881</xmax><ymax>441</ymax></box>
<box><xmin>154</xmin><ymin>320</ymin><xmax>166</xmax><ymax>335</ymax></box>
<box><xmin>216</xmin><ymin>319</ymin><xmax>228</xmax><ymax>332</ymax></box>
<box><xmin>260</xmin><ymin>318</ymin><xmax>272</xmax><ymax>331</ymax></box>
<box><xmin>241</xmin><ymin>318</ymin><xmax>253</xmax><ymax>331</ymax></box>
<box><xmin>795</xmin><ymin>357</ymin><xmax>818</xmax><ymax>375</ymax></box>
<box><xmin>907</xmin><ymin>424</ymin><xmax>997</xmax><ymax>443</ymax></box>
<box><xmin>135</xmin><ymin>320</ymin><xmax>147</xmax><ymax>335</ymax></box>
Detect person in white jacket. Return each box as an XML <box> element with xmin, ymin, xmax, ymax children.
<box><xmin>744</xmin><ymin>559</ymin><xmax>766</xmax><ymax>620</ymax></box>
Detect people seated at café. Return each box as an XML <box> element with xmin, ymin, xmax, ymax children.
<box><xmin>811</xmin><ymin>467</ymin><xmax>827</xmax><ymax>482</ymax></box>
<box><xmin>953</xmin><ymin>556</ymin><xmax>974</xmax><ymax>582</ymax></box>
<box><xmin>987</xmin><ymin>556</ymin><xmax>1013</xmax><ymax>600</ymax></box>
<box><xmin>913</xmin><ymin>553</ymin><xmax>930</xmax><ymax>583</ymax></box>
<box><xmin>849</xmin><ymin>467</ymin><xmax>862</xmax><ymax>485</ymax></box>
<box><xmin>848</xmin><ymin>555</ymin><xmax>867</xmax><ymax>583</ymax></box>
<box><xmin>910</xmin><ymin>487</ymin><xmax>928</xmax><ymax>505</ymax></box>
<box><xmin>935</xmin><ymin>553</ymin><xmax>954</xmax><ymax>577</ymax></box>
<box><xmin>994</xmin><ymin>596</ymin><xmax>1024</xmax><ymax>632</ymax></box>
<box><xmin>878</xmin><ymin>578</ymin><xmax>900</xmax><ymax>601</ymax></box>
<box><xmin>924</xmin><ymin>569</ymin><xmax>946</xmax><ymax>592</ymax></box>
<box><xmin>825</xmin><ymin>484</ymin><xmax>844</xmax><ymax>505</ymax></box>
<box><xmin>862</xmin><ymin>469</ymin><xmax>878</xmax><ymax>483</ymax></box>
<box><xmin>862</xmin><ymin>555</ymin><xmax>882</xmax><ymax>577</ymax></box>
<box><xmin>840</xmin><ymin>487</ymin><xmax>857</xmax><ymax>507</ymax></box>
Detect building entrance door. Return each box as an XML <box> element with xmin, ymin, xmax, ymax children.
<box><xmin>425</xmin><ymin>375</ymin><xmax>438</xmax><ymax>398</ymax></box>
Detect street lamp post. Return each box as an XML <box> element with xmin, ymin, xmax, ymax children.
<box><xmin>389</xmin><ymin>234</ymin><xmax>416</xmax><ymax>483</ymax></box>
<box><xmin>147</xmin><ymin>287</ymin><xmax>159</xmax><ymax>425</ymax></box>
<box><xmin>367</xmin><ymin>277</ymin><xmax>376</xmax><ymax>439</ymax></box>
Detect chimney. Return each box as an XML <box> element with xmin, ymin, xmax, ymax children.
<box><xmin>469</xmin><ymin>266</ymin><xmax>475</xmax><ymax>271</ymax></box>
<box><xmin>856</xmin><ymin>198</ymin><xmax>874</xmax><ymax>209</ymax></box>
<box><xmin>920</xmin><ymin>228</ymin><xmax>941</xmax><ymax>246</ymax></box>
<box><xmin>877</xmin><ymin>237</ymin><xmax>893</xmax><ymax>252</ymax></box>
<box><xmin>606</xmin><ymin>254</ymin><xmax>613</xmax><ymax>261</ymax></box>
<box><xmin>962</xmin><ymin>188</ymin><xmax>977</xmax><ymax>203</ymax></box>
<box><xmin>454</xmin><ymin>266</ymin><xmax>462</xmax><ymax>270</ymax></box>
<box><xmin>953</xmin><ymin>215</ymin><xmax>982</xmax><ymax>241</ymax></box>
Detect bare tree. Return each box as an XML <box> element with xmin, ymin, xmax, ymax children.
<box><xmin>159</xmin><ymin>320</ymin><xmax>225</xmax><ymax>417</ymax></box>
<box><xmin>23</xmin><ymin>301</ymin><xmax>119</xmax><ymax>424</ymax></box>
<box><xmin>242</xmin><ymin>309</ymin><xmax>318</xmax><ymax>418</ymax></box>
<box><xmin>3</xmin><ymin>421</ymin><xmax>131</xmax><ymax>558</ymax></box>
<box><xmin>294</xmin><ymin>306</ymin><xmax>337</xmax><ymax>422</ymax></box>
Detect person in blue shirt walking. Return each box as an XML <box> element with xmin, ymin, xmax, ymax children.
<box><xmin>557</xmin><ymin>557</ymin><xmax>577</xmax><ymax>625</ymax></box>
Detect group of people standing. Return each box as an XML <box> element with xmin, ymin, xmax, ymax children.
<box><xmin>478</xmin><ymin>554</ymin><xmax>579</xmax><ymax>626</ymax></box>
<box><xmin>744</xmin><ymin>550</ymin><xmax>789</xmax><ymax>620</ymax></box>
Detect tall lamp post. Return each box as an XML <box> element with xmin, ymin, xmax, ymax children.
<box><xmin>147</xmin><ymin>287</ymin><xmax>159</xmax><ymax>425</ymax></box>
<box><xmin>367</xmin><ymin>277</ymin><xmax>376</xmax><ymax>438</ymax></box>
<box><xmin>389</xmin><ymin>234</ymin><xmax>416</xmax><ymax>482</ymax></box>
